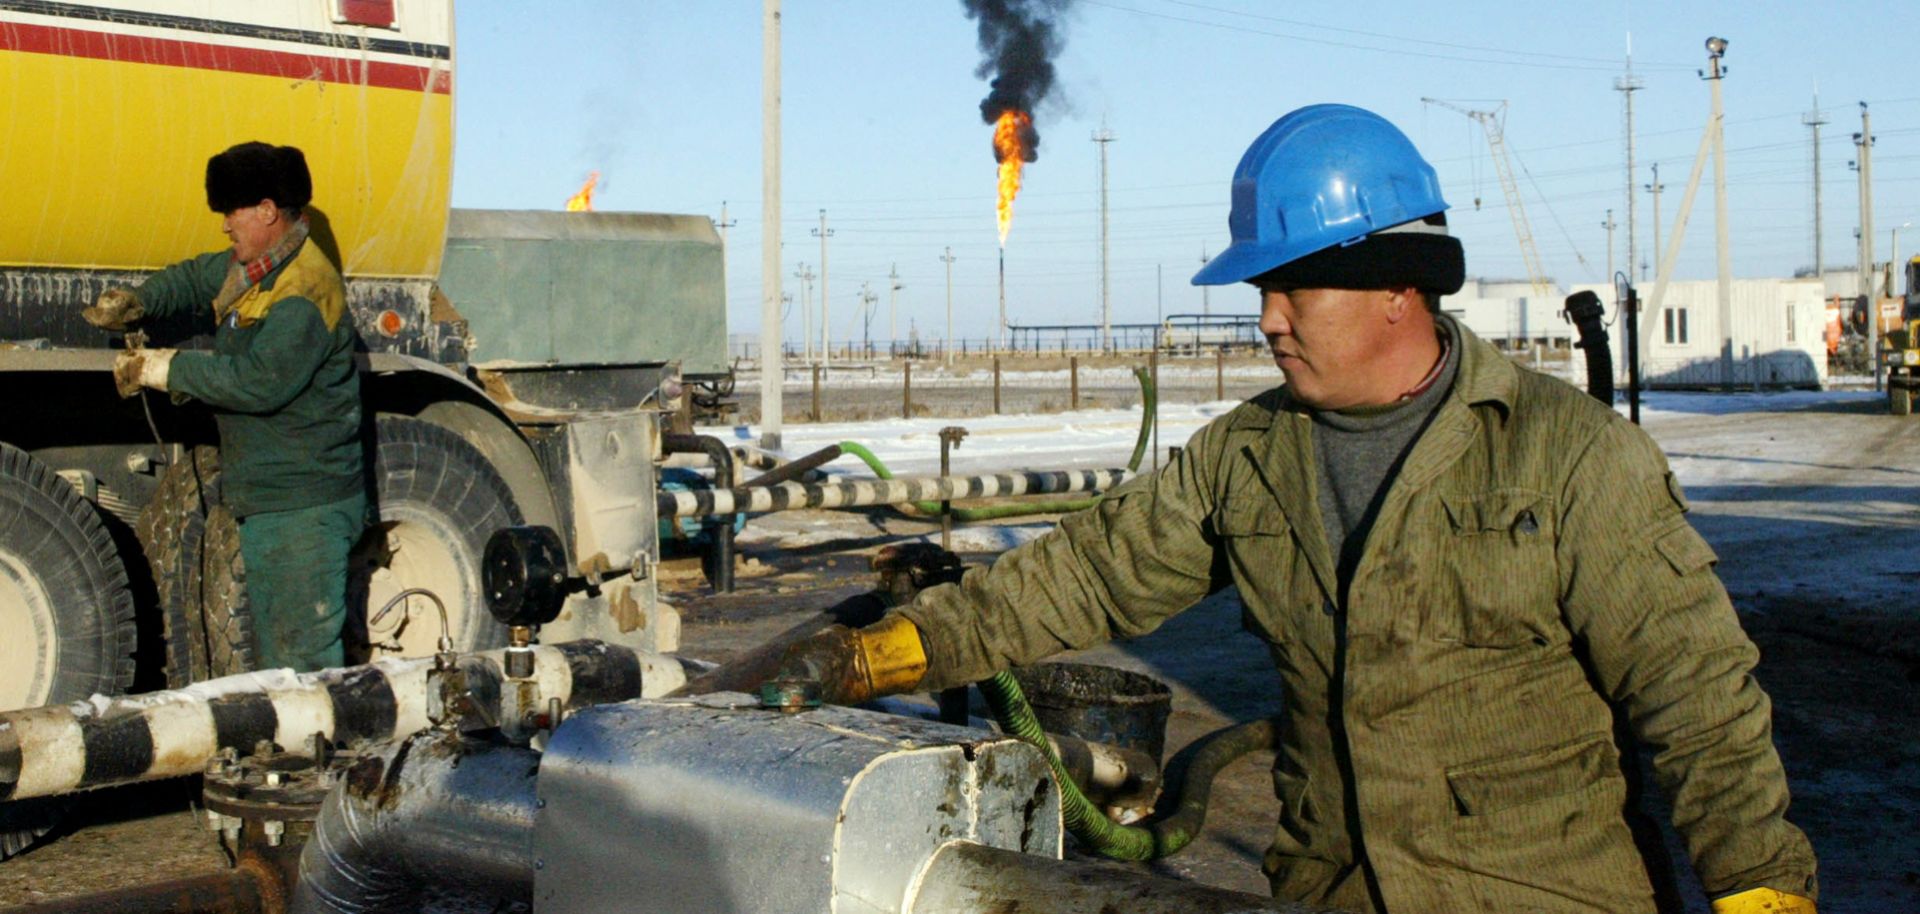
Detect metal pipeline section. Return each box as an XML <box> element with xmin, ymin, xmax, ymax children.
<box><xmin>0</xmin><ymin>640</ymin><xmax>682</xmax><ymax>802</ymax></box>
<box><xmin>907</xmin><ymin>842</ymin><xmax>1329</xmax><ymax>913</ymax></box>
<box><xmin>741</xmin><ymin>442</ymin><xmax>842</xmax><ymax>488</ymax></box>
<box><xmin>289</xmin><ymin>697</ymin><xmax>1175</xmax><ymax>914</ymax></box>
<box><xmin>292</xmin><ymin>731</ymin><xmax>540</xmax><ymax>914</ymax></box>
<box><xmin>661</xmin><ymin>432</ymin><xmax>737</xmax><ymax>592</ymax></box>
<box><xmin>659</xmin><ymin>468</ymin><xmax>1135</xmax><ymax>519</ymax></box>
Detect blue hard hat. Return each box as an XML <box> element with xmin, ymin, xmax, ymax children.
<box><xmin>1193</xmin><ymin>104</ymin><xmax>1449</xmax><ymax>286</ymax></box>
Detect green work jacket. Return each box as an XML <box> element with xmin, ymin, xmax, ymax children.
<box><xmin>899</xmin><ymin>323</ymin><xmax>1816</xmax><ymax>913</ymax></box>
<box><xmin>135</xmin><ymin>241</ymin><xmax>363</xmax><ymax>517</ymax></box>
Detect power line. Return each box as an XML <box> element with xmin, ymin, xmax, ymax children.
<box><xmin>1083</xmin><ymin>0</ymin><xmax>1691</xmax><ymax>72</ymax></box>
<box><xmin>1152</xmin><ymin>0</ymin><xmax>1694</xmax><ymax>70</ymax></box>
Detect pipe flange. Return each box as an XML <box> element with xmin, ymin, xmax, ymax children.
<box><xmin>203</xmin><ymin>744</ymin><xmax>350</xmax><ymax>824</ymax></box>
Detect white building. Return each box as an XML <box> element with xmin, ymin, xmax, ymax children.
<box><xmin>1571</xmin><ymin>279</ymin><xmax>1827</xmax><ymax>388</ymax></box>
<box><xmin>1442</xmin><ymin>279</ymin><xmax>1574</xmax><ymax>349</ymax></box>
<box><xmin>1444</xmin><ymin>277</ymin><xmax>1829</xmax><ymax>389</ymax></box>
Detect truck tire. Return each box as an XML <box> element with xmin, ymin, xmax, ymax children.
<box><xmin>1891</xmin><ymin>385</ymin><xmax>1913</xmax><ymax>417</ymax></box>
<box><xmin>0</xmin><ymin>444</ymin><xmax>137</xmax><ymax>705</ymax></box>
<box><xmin>349</xmin><ymin>415</ymin><xmax>520</xmax><ymax>659</ymax></box>
<box><xmin>0</xmin><ymin>444</ymin><xmax>136</xmax><ymax>858</ymax></box>
<box><xmin>135</xmin><ymin>447</ymin><xmax>254</xmax><ymax>686</ymax></box>
<box><xmin>134</xmin><ymin>417</ymin><xmax>524</xmax><ymax>678</ymax></box>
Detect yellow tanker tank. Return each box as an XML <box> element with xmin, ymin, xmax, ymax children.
<box><xmin>0</xmin><ymin>0</ymin><xmax>453</xmax><ymax>278</ymax></box>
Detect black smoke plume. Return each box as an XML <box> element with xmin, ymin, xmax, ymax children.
<box><xmin>963</xmin><ymin>0</ymin><xmax>1071</xmax><ymax>163</ymax></box>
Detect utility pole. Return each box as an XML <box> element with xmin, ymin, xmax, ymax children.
<box><xmin>1856</xmin><ymin>102</ymin><xmax>1877</xmax><ymax>389</ymax></box>
<box><xmin>1615</xmin><ymin>42</ymin><xmax>1643</xmax><ymax>285</ymax></box>
<box><xmin>1644</xmin><ymin>163</ymin><xmax>1664</xmax><ymax>281</ymax></box>
<box><xmin>997</xmin><ymin>248</ymin><xmax>1006</xmax><ymax>353</ymax></box>
<box><xmin>1803</xmin><ymin>95</ymin><xmax>1829</xmax><ymax>276</ymax></box>
<box><xmin>1093</xmin><ymin>126</ymin><xmax>1115</xmax><ymax>352</ymax></box>
<box><xmin>793</xmin><ymin>262</ymin><xmax>815</xmax><ymax>365</ymax></box>
<box><xmin>1895</xmin><ymin>224</ymin><xmax>1912</xmax><ymax>310</ymax></box>
<box><xmin>717</xmin><ymin>198</ymin><xmax>740</xmax><ymax>364</ymax></box>
<box><xmin>814</xmin><ymin>209</ymin><xmax>833</xmax><ymax>367</ymax></box>
<box><xmin>1602</xmin><ymin>209</ymin><xmax>1618</xmax><ymax>283</ymax></box>
<box><xmin>940</xmin><ymin>248</ymin><xmax>956</xmax><ymax>367</ymax></box>
<box><xmin>888</xmin><ymin>263</ymin><xmax>903</xmax><ymax>354</ymax></box>
<box><xmin>758</xmin><ymin>0</ymin><xmax>783</xmax><ymax>449</ymax></box>
<box><xmin>859</xmin><ymin>282</ymin><xmax>877</xmax><ymax>354</ymax></box>
<box><xmin>1199</xmin><ymin>243</ymin><xmax>1211</xmax><ymax>317</ymax></box>
<box><xmin>1643</xmin><ymin>38</ymin><xmax>1731</xmax><ymax>385</ymax></box>
<box><xmin>1705</xmin><ymin>37</ymin><xmax>1734</xmax><ymax>391</ymax></box>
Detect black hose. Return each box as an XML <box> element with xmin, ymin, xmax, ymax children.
<box><xmin>1564</xmin><ymin>290</ymin><xmax>1614</xmax><ymax>405</ymax></box>
<box><xmin>661</xmin><ymin>433</ymin><xmax>735</xmax><ymax>593</ymax></box>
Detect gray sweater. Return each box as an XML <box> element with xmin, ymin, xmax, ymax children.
<box><xmin>1311</xmin><ymin>318</ymin><xmax>1461</xmax><ymax>606</ymax></box>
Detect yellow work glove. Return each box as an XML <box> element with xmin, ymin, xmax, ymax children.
<box><xmin>771</xmin><ymin>614</ymin><xmax>929</xmax><ymax>707</ymax></box>
<box><xmin>111</xmin><ymin>348</ymin><xmax>175</xmax><ymax>399</ymax></box>
<box><xmin>1711</xmin><ymin>887</ymin><xmax>1817</xmax><ymax>914</ymax></box>
<box><xmin>82</xmin><ymin>288</ymin><xmax>145</xmax><ymax>331</ymax></box>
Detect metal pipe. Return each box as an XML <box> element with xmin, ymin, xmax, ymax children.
<box><xmin>670</xmin><ymin>590</ymin><xmax>889</xmax><ymax>697</ymax></box>
<box><xmin>0</xmin><ymin>641</ymin><xmax>678</xmax><ymax>802</ymax></box>
<box><xmin>730</xmin><ymin>444</ymin><xmax>782</xmax><ymax>472</ymax></box>
<box><xmin>661</xmin><ymin>432</ymin><xmax>736</xmax><ymax>592</ymax></box>
<box><xmin>659</xmin><ymin>468</ymin><xmax>1134</xmax><ymax>519</ymax></box>
<box><xmin>907</xmin><ymin>842</ymin><xmax>1323</xmax><ymax>913</ymax></box>
<box><xmin>292</xmin><ymin>732</ymin><xmax>540</xmax><ymax>914</ymax></box>
<box><xmin>741</xmin><ymin>442</ymin><xmax>841</xmax><ymax>488</ymax></box>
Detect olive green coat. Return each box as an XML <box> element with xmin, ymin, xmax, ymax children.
<box><xmin>899</xmin><ymin>323</ymin><xmax>1816</xmax><ymax>913</ymax></box>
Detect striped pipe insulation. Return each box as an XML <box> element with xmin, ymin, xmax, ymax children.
<box><xmin>0</xmin><ymin>640</ymin><xmax>684</xmax><ymax>802</ymax></box>
<box><xmin>659</xmin><ymin>468</ymin><xmax>1136</xmax><ymax>518</ymax></box>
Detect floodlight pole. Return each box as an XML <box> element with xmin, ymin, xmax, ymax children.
<box><xmin>940</xmin><ymin>247</ymin><xmax>956</xmax><ymax>366</ymax></box>
<box><xmin>758</xmin><ymin>0</ymin><xmax>783</xmax><ymax>449</ymax></box>
<box><xmin>1705</xmin><ymin>38</ymin><xmax>1734</xmax><ymax>392</ymax></box>
<box><xmin>1857</xmin><ymin>104</ymin><xmax>1878</xmax><ymax>390</ymax></box>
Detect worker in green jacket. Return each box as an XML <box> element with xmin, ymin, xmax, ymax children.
<box><xmin>781</xmin><ymin>106</ymin><xmax>1817</xmax><ymax>914</ymax></box>
<box><xmin>83</xmin><ymin>142</ymin><xmax>364</xmax><ymax>673</ymax></box>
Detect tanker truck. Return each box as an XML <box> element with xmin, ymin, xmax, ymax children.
<box><xmin>0</xmin><ymin>0</ymin><xmax>720</xmax><ymax>848</ymax></box>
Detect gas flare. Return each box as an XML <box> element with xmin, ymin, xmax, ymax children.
<box><xmin>565</xmin><ymin>172</ymin><xmax>599</xmax><ymax>212</ymax></box>
<box><xmin>992</xmin><ymin>110</ymin><xmax>1032</xmax><ymax>247</ymax></box>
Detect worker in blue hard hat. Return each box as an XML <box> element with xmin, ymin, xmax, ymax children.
<box><xmin>785</xmin><ymin>104</ymin><xmax>1817</xmax><ymax>914</ymax></box>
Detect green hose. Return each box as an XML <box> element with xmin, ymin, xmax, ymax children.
<box><xmin>835</xmin><ymin>365</ymin><xmax>1157</xmax><ymax>522</ymax></box>
<box><xmin>833</xmin><ymin>365</ymin><xmax>1237</xmax><ymax>859</ymax></box>
<box><xmin>979</xmin><ymin>670</ymin><xmax>1277</xmax><ymax>861</ymax></box>
<box><xmin>981</xmin><ymin>670</ymin><xmax>1162</xmax><ymax>859</ymax></box>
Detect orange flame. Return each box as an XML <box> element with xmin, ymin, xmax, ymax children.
<box><xmin>992</xmin><ymin>110</ymin><xmax>1031</xmax><ymax>246</ymax></box>
<box><xmin>565</xmin><ymin>172</ymin><xmax>599</xmax><ymax>212</ymax></box>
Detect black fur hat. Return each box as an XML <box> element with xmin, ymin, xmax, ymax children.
<box><xmin>205</xmin><ymin>142</ymin><xmax>312</xmax><ymax>213</ymax></box>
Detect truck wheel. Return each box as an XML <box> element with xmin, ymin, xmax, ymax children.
<box><xmin>0</xmin><ymin>443</ymin><xmax>136</xmax><ymax>858</ymax></box>
<box><xmin>349</xmin><ymin>416</ymin><xmax>521</xmax><ymax>659</ymax></box>
<box><xmin>136</xmin><ymin>447</ymin><xmax>253</xmax><ymax>685</ymax></box>
<box><xmin>0</xmin><ymin>444</ymin><xmax>137</xmax><ymax>705</ymax></box>
<box><xmin>1891</xmin><ymin>385</ymin><xmax>1913</xmax><ymax>417</ymax></box>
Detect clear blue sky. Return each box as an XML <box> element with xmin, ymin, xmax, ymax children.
<box><xmin>451</xmin><ymin>1</ymin><xmax>1918</xmax><ymax>346</ymax></box>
